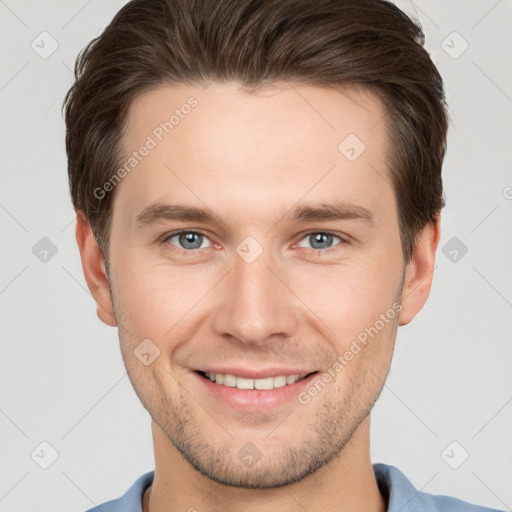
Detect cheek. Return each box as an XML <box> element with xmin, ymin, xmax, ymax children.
<box><xmin>111</xmin><ymin>256</ymin><xmax>215</xmax><ymax>340</ymax></box>
<box><xmin>287</xmin><ymin>256</ymin><xmax>401</xmax><ymax>338</ymax></box>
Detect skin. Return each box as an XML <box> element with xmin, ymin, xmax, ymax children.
<box><xmin>76</xmin><ymin>82</ymin><xmax>440</xmax><ymax>512</ymax></box>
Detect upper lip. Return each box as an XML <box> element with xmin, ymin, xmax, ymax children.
<box><xmin>195</xmin><ymin>368</ymin><xmax>317</xmax><ymax>379</ymax></box>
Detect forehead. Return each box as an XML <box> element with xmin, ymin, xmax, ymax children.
<box><xmin>114</xmin><ymin>81</ymin><xmax>392</xmax><ymax>224</ymax></box>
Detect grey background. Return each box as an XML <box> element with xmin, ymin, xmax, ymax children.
<box><xmin>0</xmin><ymin>1</ymin><xmax>511</xmax><ymax>511</ymax></box>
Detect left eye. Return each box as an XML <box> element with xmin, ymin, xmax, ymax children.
<box><xmin>165</xmin><ymin>231</ymin><xmax>211</xmax><ymax>250</ymax></box>
<box><xmin>296</xmin><ymin>231</ymin><xmax>343</xmax><ymax>250</ymax></box>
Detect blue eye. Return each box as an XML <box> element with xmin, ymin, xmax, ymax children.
<box><xmin>297</xmin><ymin>231</ymin><xmax>343</xmax><ymax>250</ymax></box>
<box><xmin>165</xmin><ymin>231</ymin><xmax>211</xmax><ymax>250</ymax></box>
<box><xmin>162</xmin><ymin>229</ymin><xmax>345</xmax><ymax>255</ymax></box>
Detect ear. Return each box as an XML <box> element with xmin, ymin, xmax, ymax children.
<box><xmin>398</xmin><ymin>215</ymin><xmax>441</xmax><ymax>326</ymax></box>
<box><xmin>75</xmin><ymin>211</ymin><xmax>117</xmax><ymax>327</ymax></box>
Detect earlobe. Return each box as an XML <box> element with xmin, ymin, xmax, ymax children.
<box><xmin>398</xmin><ymin>215</ymin><xmax>441</xmax><ymax>326</ymax></box>
<box><xmin>75</xmin><ymin>211</ymin><xmax>117</xmax><ymax>327</ymax></box>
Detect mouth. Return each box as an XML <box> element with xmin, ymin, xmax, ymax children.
<box><xmin>195</xmin><ymin>370</ymin><xmax>316</xmax><ymax>390</ymax></box>
<box><xmin>193</xmin><ymin>369</ymin><xmax>320</xmax><ymax>411</ymax></box>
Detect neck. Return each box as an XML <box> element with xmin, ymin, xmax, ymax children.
<box><xmin>144</xmin><ymin>416</ymin><xmax>386</xmax><ymax>512</ymax></box>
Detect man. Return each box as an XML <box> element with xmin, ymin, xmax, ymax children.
<box><xmin>64</xmin><ymin>0</ymin><xmax>505</xmax><ymax>510</ymax></box>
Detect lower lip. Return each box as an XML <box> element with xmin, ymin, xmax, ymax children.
<box><xmin>192</xmin><ymin>371</ymin><xmax>319</xmax><ymax>412</ymax></box>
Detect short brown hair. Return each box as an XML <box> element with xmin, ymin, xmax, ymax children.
<box><xmin>63</xmin><ymin>0</ymin><xmax>448</xmax><ymax>269</ymax></box>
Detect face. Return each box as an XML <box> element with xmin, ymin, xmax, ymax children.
<box><xmin>90</xmin><ymin>82</ymin><xmax>416</xmax><ymax>488</ymax></box>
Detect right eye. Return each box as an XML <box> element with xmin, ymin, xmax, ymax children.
<box><xmin>163</xmin><ymin>230</ymin><xmax>213</xmax><ymax>252</ymax></box>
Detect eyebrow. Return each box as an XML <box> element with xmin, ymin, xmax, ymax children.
<box><xmin>135</xmin><ymin>203</ymin><xmax>214</xmax><ymax>227</ymax></box>
<box><xmin>287</xmin><ymin>202</ymin><xmax>374</xmax><ymax>224</ymax></box>
<box><xmin>134</xmin><ymin>201</ymin><xmax>375</xmax><ymax>229</ymax></box>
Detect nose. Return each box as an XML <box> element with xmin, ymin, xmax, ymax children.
<box><xmin>211</xmin><ymin>247</ymin><xmax>299</xmax><ymax>346</ymax></box>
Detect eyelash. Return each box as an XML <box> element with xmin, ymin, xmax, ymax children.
<box><xmin>161</xmin><ymin>230</ymin><xmax>348</xmax><ymax>256</ymax></box>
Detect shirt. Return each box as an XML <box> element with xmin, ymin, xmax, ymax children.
<box><xmin>84</xmin><ymin>463</ymin><xmax>506</xmax><ymax>511</ymax></box>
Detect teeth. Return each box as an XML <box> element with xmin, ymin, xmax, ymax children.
<box><xmin>223</xmin><ymin>374</ymin><xmax>236</xmax><ymax>387</ymax></box>
<box><xmin>255</xmin><ymin>377</ymin><xmax>274</xmax><ymax>390</ymax></box>
<box><xmin>273</xmin><ymin>375</ymin><xmax>287</xmax><ymax>388</ymax></box>
<box><xmin>204</xmin><ymin>372</ymin><xmax>305</xmax><ymax>389</ymax></box>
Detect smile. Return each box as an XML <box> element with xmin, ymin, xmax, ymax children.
<box><xmin>198</xmin><ymin>371</ymin><xmax>310</xmax><ymax>390</ymax></box>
